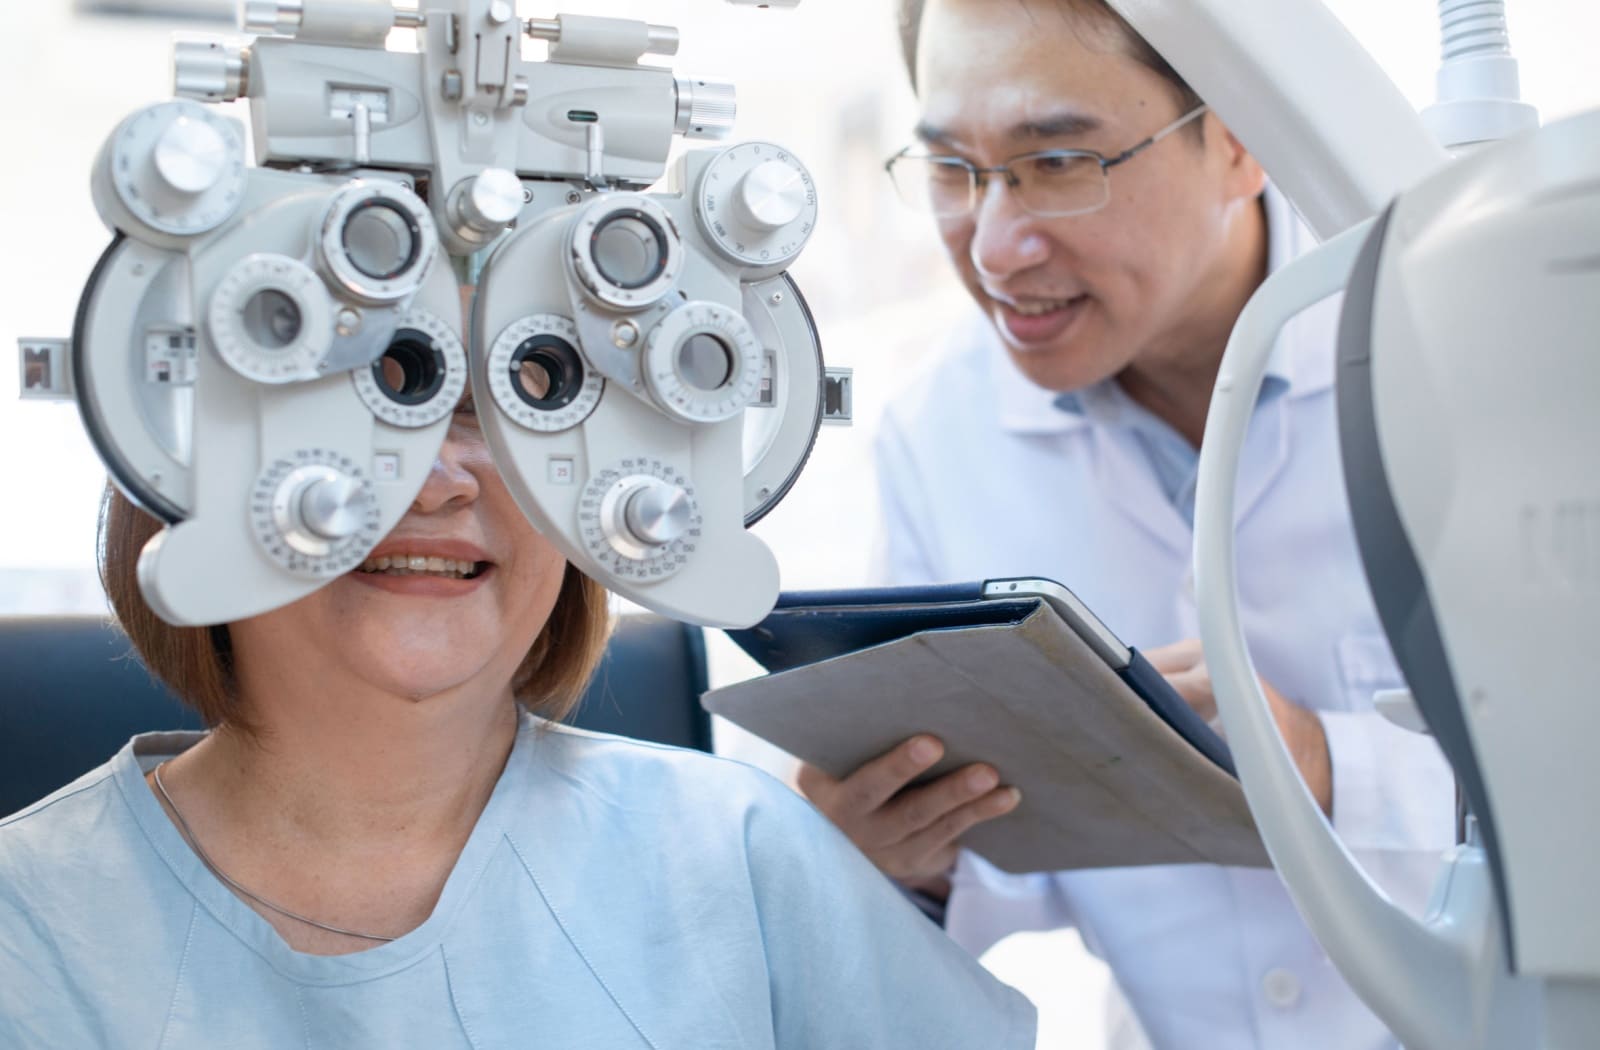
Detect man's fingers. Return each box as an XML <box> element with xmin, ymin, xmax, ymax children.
<box><xmin>1145</xmin><ymin>638</ymin><xmax>1203</xmax><ymax>674</ymax></box>
<box><xmin>832</xmin><ymin>735</ymin><xmax>947</xmax><ymax>814</ymax></box>
<box><xmin>883</xmin><ymin>763</ymin><xmax>999</xmax><ymax>838</ymax></box>
<box><xmin>880</xmin><ymin>786</ymin><xmax>1023</xmax><ymax>881</ymax></box>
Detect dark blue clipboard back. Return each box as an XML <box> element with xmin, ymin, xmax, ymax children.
<box><xmin>726</xmin><ymin>581</ymin><xmax>1237</xmax><ymax>776</ymax></box>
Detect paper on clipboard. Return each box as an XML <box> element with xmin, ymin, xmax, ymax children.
<box><xmin>703</xmin><ymin>605</ymin><xmax>1269</xmax><ymax>873</ymax></box>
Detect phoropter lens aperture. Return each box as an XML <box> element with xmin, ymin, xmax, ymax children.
<box><xmin>341</xmin><ymin>199</ymin><xmax>422</xmax><ymax>281</ymax></box>
<box><xmin>240</xmin><ymin>288</ymin><xmax>303</xmax><ymax>350</ymax></box>
<box><xmin>372</xmin><ymin>330</ymin><xmax>446</xmax><ymax>406</ymax></box>
<box><xmin>590</xmin><ymin>211</ymin><xmax>669</xmax><ymax>290</ymax></box>
<box><xmin>510</xmin><ymin>335</ymin><xmax>585</xmax><ymax>411</ymax></box>
<box><xmin>676</xmin><ymin>332</ymin><xmax>735</xmax><ymax>392</ymax></box>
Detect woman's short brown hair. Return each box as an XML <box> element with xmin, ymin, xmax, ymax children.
<box><xmin>97</xmin><ymin>484</ymin><xmax>613</xmax><ymax>733</ymax></box>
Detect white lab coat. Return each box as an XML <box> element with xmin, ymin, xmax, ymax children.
<box><xmin>871</xmin><ymin>189</ymin><xmax>1455</xmax><ymax>1050</ymax></box>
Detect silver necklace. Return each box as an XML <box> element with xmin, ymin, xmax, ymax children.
<box><xmin>152</xmin><ymin>761</ymin><xmax>396</xmax><ymax>944</ymax></box>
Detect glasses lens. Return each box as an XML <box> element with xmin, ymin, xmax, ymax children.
<box><xmin>1014</xmin><ymin>154</ymin><xmax>1108</xmax><ymax>217</ymax></box>
<box><xmin>889</xmin><ymin>156</ymin><xmax>973</xmax><ymax>217</ymax></box>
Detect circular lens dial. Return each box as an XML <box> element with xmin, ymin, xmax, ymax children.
<box><xmin>103</xmin><ymin>100</ymin><xmax>246</xmax><ymax>236</ymax></box>
<box><xmin>578</xmin><ymin>458</ymin><xmax>702</xmax><ymax>583</ymax></box>
<box><xmin>643</xmin><ymin>300</ymin><xmax>763</xmax><ymax>423</ymax></box>
<box><xmin>250</xmin><ymin>449</ymin><xmax>383</xmax><ymax>578</ymax></box>
<box><xmin>568</xmin><ymin>195</ymin><xmax>684</xmax><ymax>311</ymax></box>
<box><xmin>486</xmin><ymin>314</ymin><xmax>604</xmax><ymax>433</ymax></box>
<box><xmin>351</xmin><ymin>308</ymin><xmax>467</xmax><ymax>428</ymax></box>
<box><xmin>209</xmin><ymin>253</ymin><xmax>332</xmax><ymax>384</ymax></box>
<box><xmin>318</xmin><ymin>180</ymin><xmax>437</xmax><ymax>305</ymax></box>
<box><xmin>695</xmin><ymin>142</ymin><xmax>817</xmax><ymax>272</ymax></box>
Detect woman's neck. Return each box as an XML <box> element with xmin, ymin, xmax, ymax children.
<box><xmin>148</xmin><ymin>665</ymin><xmax>521</xmax><ymax>954</ymax></box>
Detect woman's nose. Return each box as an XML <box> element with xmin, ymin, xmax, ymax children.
<box><xmin>968</xmin><ymin>177</ymin><xmax>1051</xmax><ymax>281</ymax></box>
<box><xmin>411</xmin><ymin>430</ymin><xmax>481</xmax><ymax>513</ymax></box>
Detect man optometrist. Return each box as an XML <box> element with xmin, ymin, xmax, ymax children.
<box><xmin>796</xmin><ymin>0</ymin><xmax>1456</xmax><ymax>1046</ymax></box>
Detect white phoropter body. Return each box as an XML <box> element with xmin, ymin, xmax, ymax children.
<box><xmin>1104</xmin><ymin>0</ymin><xmax>1600</xmax><ymax>1045</ymax></box>
<box><xmin>19</xmin><ymin>0</ymin><xmax>849</xmax><ymax>630</ymax></box>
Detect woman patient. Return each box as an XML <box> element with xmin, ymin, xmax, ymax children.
<box><xmin>0</xmin><ymin>387</ymin><xmax>1034</xmax><ymax>1048</ymax></box>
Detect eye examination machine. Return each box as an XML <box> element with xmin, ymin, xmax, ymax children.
<box><xmin>18</xmin><ymin>0</ymin><xmax>844</xmax><ymax>630</ymax></box>
<box><xmin>12</xmin><ymin>0</ymin><xmax>1598</xmax><ymax>1044</ymax></box>
<box><xmin>1098</xmin><ymin>0</ymin><xmax>1598</xmax><ymax>1046</ymax></box>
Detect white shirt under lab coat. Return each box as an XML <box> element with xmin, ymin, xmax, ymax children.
<box><xmin>871</xmin><ymin>189</ymin><xmax>1455</xmax><ymax>1050</ymax></box>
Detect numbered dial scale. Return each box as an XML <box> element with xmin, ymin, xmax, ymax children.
<box><xmin>250</xmin><ymin>449</ymin><xmax>383</xmax><ymax>578</ymax></box>
<box><xmin>578</xmin><ymin>458</ymin><xmax>703</xmax><ymax>583</ymax></box>
<box><xmin>694</xmin><ymin>142</ymin><xmax>817</xmax><ymax>271</ymax></box>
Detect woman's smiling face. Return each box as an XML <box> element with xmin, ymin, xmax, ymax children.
<box><xmin>229</xmin><ymin>388</ymin><xmax>568</xmax><ymax>704</ymax></box>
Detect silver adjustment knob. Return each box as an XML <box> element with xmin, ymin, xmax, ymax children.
<box><xmin>622</xmin><ymin>479</ymin><xmax>693</xmax><ymax>548</ymax></box>
<box><xmin>734</xmin><ymin>160</ymin><xmax>808</xmax><ymax>232</ymax></box>
<box><xmin>451</xmin><ymin>168</ymin><xmax>524</xmax><ymax>242</ymax></box>
<box><xmin>241</xmin><ymin>0</ymin><xmax>304</xmax><ymax>35</ymax></box>
<box><xmin>153</xmin><ymin>116</ymin><xmax>230</xmax><ymax>195</ymax></box>
<box><xmin>173</xmin><ymin>40</ymin><xmax>249</xmax><ymax>102</ymax></box>
<box><xmin>298</xmin><ymin>472</ymin><xmax>366</xmax><ymax>541</ymax></box>
<box><xmin>674</xmin><ymin>76</ymin><xmax>737</xmax><ymax>141</ymax></box>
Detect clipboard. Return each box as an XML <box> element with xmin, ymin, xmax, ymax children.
<box><xmin>704</xmin><ymin>578</ymin><xmax>1268</xmax><ymax>873</ymax></box>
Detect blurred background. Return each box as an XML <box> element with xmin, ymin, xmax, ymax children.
<box><xmin>2</xmin><ymin>1</ymin><xmax>1596</xmax><ymax>1045</ymax></box>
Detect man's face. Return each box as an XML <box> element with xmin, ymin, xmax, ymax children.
<box><xmin>915</xmin><ymin>0</ymin><xmax>1260</xmax><ymax>392</ymax></box>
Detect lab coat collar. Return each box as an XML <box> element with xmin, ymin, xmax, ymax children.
<box><xmin>992</xmin><ymin>183</ymin><xmax>1332</xmax><ymax>436</ymax></box>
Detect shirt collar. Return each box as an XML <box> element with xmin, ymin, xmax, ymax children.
<box><xmin>993</xmin><ymin>183</ymin><xmax>1334</xmax><ymax>436</ymax></box>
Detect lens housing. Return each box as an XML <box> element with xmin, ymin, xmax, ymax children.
<box><xmin>350</xmin><ymin>309</ymin><xmax>466</xmax><ymax>428</ymax></box>
<box><xmin>318</xmin><ymin>180</ymin><xmax>437</xmax><ymax>305</ymax></box>
<box><xmin>486</xmin><ymin>314</ymin><xmax>605</xmax><ymax>433</ymax></box>
<box><xmin>568</xmin><ymin>195</ymin><xmax>684</xmax><ymax>311</ymax></box>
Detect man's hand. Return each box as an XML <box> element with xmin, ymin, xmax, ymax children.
<box><xmin>795</xmin><ymin>737</ymin><xmax>1021</xmax><ymax>901</ymax></box>
<box><xmin>1145</xmin><ymin>639</ymin><xmax>1333</xmax><ymax>816</ymax></box>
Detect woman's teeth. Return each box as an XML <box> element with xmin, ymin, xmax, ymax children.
<box><xmin>1008</xmin><ymin>297</ymin><xmax>1080</xmax><ymax>316</ymax></box>
<box><xmin>356</xmin><ymin>555</ymin><xmax>485</xmax><ymax>579</ymax></box>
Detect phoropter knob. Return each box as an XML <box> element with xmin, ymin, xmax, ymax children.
<box><xmin>733</xmin><ymin>160</ymin><xmax>809</xmax><ymax>232</ymax></box>
<box><xmin>675</xmin><ymin>76</ymin><xmax>737</xmax><ymax>141</ymax></box>
<box><xmin>448</xmin><ymin>168</ymin><xmax>525</xmax><ymax>246</ymax></box>
<box><xmin>622</xmin><ymin>479</ymin><xmax>694</xmax><ymax>548</ymax></box>
<box><xmin>297</xmin><ymin>472</ymin><xmax>367</xmax><ymax>542</ymax></box>
<box><xmin>173</xmin><ymin>40</ymin><xmax>249</xmax><ymax>103</ymax></box>
<box><xmin>153</xmin><ymin>116</ymin><xmax>231</xmax><ymax>195</ymax></box>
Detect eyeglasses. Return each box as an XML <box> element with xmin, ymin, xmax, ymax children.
<box><xmin>885</xmin><ymin>104</ymin><xmax>1209</xmax><ymax>219</ymax></box>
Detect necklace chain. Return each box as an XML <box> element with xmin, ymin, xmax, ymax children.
<box><xmin>152</xmin><ymin>761</ymin><xmax>396</xmax><ymax>944</ymax></box>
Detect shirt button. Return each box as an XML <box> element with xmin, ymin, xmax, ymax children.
<box><xmin>1262</xmin><ymin>968</ymin><xmax>1302</xmax><ymax>1009</ymax></box>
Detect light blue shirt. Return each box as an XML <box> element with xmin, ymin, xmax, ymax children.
<box><xmin>1053</xmin><ymin>353</ymin><xmax>1292</xmax><ymax>527</ymax></box>
<box><xmin>0</xmin><ymin>714</ymin><xmax>1035</xmax><ymax>1049</ymax></box>
<box><xmin>870</xmin><ymin>188</ymin><xmax>1454</xmax><ymax>1050</ymax></box>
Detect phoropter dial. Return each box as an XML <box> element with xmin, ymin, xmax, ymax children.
<box><xmin>694</xmin><ymin>142</ymin><xmax>816</xmax><ymax>273</ymax></box>
<box><xmin>486</xmin><ymin>314</ymin><xmax>605</xmax><ymax>433</ymax></box>
<box><xmin>209</xmin><ymin>253</ymin><xmax>333</xmax><ymax>384</ymax></box>
<box><xmin>96</xmin><ymin>100</ymin><xmax>246</xmax><ymax>238</ymax></box>
<box><xmin>351</xmin><ymin>309</ymin><xmax>467</xmax><ymax>428</ymax></box>
<box><xmin>250</xmin><ymin>449</ymin><xmax>383</xmax><ymax>578</ymax></box>
<box><xmin>568</xmin><ymin>195</ymin><xmax>685</xmax><ymax>311</ymax></box>
<box><xmin>642</xmin><ymin>300</ymin><xmax>764</xmax><ymax>423</ymax></box>
<box><xmin>578</xmin><ymin>458</ymin><xmax>702</xmax><ymax>582</ymax></box>
<box><xmin>317</xmin><ymin>180</ymin><xmax>439</xmax><ymax>305</ymax></box>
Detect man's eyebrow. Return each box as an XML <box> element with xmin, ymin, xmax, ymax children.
<box><xmin>913</xmin><ymin>111</ymin><xmax>1104</xmax><ymax>151</ymax></box>
<box><xmin>1011</xmin><ymin>111</ymin><xmax>1103</xmax><ymax>141</ymax></box>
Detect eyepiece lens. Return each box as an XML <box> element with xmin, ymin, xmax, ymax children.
<box><xmin>342</xmin><ymin>201</ymin><xmax>420</xmax><ymax>281</ymax></box>
<box><xmin>371</xmin><ymin>331</ymin><xmax>445</xmax><ymax>405</ymax></box>
<box><xmin>591</xmin><ymin>212</ymin><xmax>667</xmax><ymax>290</ymax></box>
<box><xmin>509</xmin><ymin>336</ymin><xmax>584</xmax><ymax>411</ymax></box>
<box><xmin>676</xmin><ymin>333</ymin><xmax>734</xmax><ymax>392</ymax></box>
<box><xmin>240</xmin><ymin>288</ymin><xmax>302</xmax><ymax>350</ymax></box>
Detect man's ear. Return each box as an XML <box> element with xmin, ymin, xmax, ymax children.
<box><xmin>1208</xmin><ymin>114</ymin><xmax>1268</xmax><ymax>203</ymax></box>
